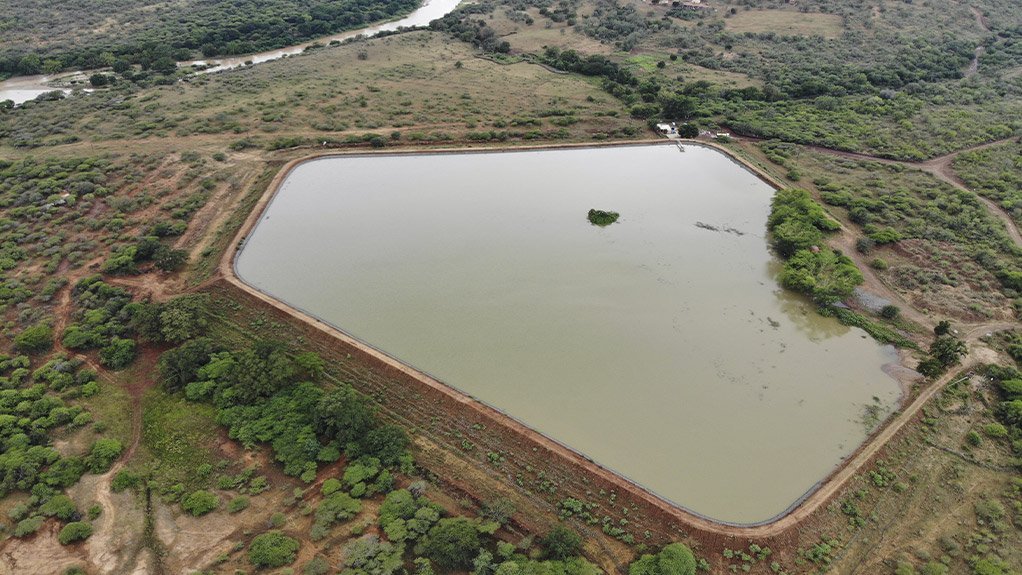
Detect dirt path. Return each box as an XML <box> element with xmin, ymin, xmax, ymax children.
<box><xmin>802</xmin><ymin>138</ymin><xmax>1022</xmax><ymax>249</ymax></box>
<box><xmin>969</xmin><ymin>5</ymin><xmax>990</xmax><ymax>32</ymax></box>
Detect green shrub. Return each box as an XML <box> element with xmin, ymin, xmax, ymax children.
<box><xmin>57</xmin><ymin>521</ymin><xmax>93</xmax><ymax>545</ymax></box>
<box><xmin>14</xmin><ymin>323</ymin><xmax>53</xmax><ymax>354</ymax></box>
<box><xmin>983</xmin><ymin>423</ymin><xmax>1008</xmax><ymax>438</ymax></box>
<box><xmin>249</xmin><ymin>531</ymin><xmax>300</xmax><ymax>568</ymax></box>
<box><xmin>99</xmin><ymin>337</ymin><xmax>137</xmax><ymax>369</ymax></box>
<box><xmin>88</xmin><ymin>438</ymin><xmax>123</xmax><ymax>473</ymax></box>
<box><xmin>320</xmin><ymin>478</ymin><xmax>342</xmax><ymax>496</ymax></box>
<box><xmin>966</xmin><ymin>431</ymin><xmax>982</xmax><ymax>447</ymax></box>
<box><xmin>181</xmin><ymin>490</ymin><xmax>219</xmax><ymax>516</ymax></box>
<box><xmin>880</xmin><ymin>305</ymin><xmax>900</xmax><ymax>319</ymax></box>
<box><xmin>228</xmin><ymin>496</ymin><xmax>250</xmax><ymax>513</ymax></box>
<box><xmin>111</xmin><ymin>469</ymin><xmax>142</xmax><ymax>492</ymax></box>
<box><xmin>39</xmin><ymin>495</ymin><xmax>79</xmax><ymax>521</ymax></box>
<box><xmin>13</xmin><ymin>516</ymin><xmax>44</xmax><ymax>537</ymax></box>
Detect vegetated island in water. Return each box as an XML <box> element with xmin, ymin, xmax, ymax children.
<box><xmin>588</xmin><ymin>209</ymin><xmax>619</xmax><ymax>226</ymax></box>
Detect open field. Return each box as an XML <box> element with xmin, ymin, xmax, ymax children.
<box><xmin>724</xmin><ymin>9</ymin><xmax>845</xmax><ymax>39</ymax></box>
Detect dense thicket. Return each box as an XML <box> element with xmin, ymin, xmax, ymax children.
<box><xmin>0</xmin><ymin>354</ymin><xmax>112</xmax><ymax>543</ymax></box>
<box><xmin>166</xmin><ymin>340</ymin><xmax>410</xmax><ymax>481</ymax></box>
<box><xmin>767</xmin><ymin>189</ymin><xmax>863</xmax><ymax>305</ymax></box>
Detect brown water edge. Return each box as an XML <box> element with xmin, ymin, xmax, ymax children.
<box><xmin>215</xmin><ymin>140</ymin><xmax>931</xmax><ymax>538</ymax></box>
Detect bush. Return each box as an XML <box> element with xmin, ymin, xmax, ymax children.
<box><xmin>422</xmin><ymin>518</ymin><xmax>482</xmax><ymax>570</ymax></box>
<box><xmin>983</xmin><ymin>422</ymin><xmax>1008</xmax><ymax>438</ymax></box>
<box><xmin>40</xmin><ymin>495</ymin><xmax>79</xmax><ymax>521</ymax></box>
<box><xmin>111</xmin><ymin>469</ymin><xmax>142</xmax><ymax>492</ymax></box>
<box><xmin>880</xmin><ymin>305</ymin><xmax>900</xmax><ymax>319</ymax></box>
<box><xmin>14</xmin><ymin>323</ymin><xmax>53</xmax><ymax>354</ymax></box>
<box><xmin>228</xmin><ymin>496</ymin><xmax>250</xmax><ymax>513</ymax></box>
<box><xmin>57</xmin><ymin>521</ymin><xmax>93</xmax><ymax>545</ymax></box>
<box><xmin>13</xmin><ymin>516</ymin><xmax>44</xmax><ymax>537</ymax></box>
<box><xmin>99</xmin><ymin>337</ymin><xmax>137</xmax><ymax>369</ymax></box>
<box><xmin>88</xmin><ymin>438</ymin><xmax>124</xmax><ymax>473</ymax></box>
<box><xmin>181</xmin><ymin>490</ymin><xmax>219</xmax><ymax>516</ymax></box>
<box><xmin>321</xmin><ymin>478</ymin><xmax>342</xmax><ymax>496</ymax></box>
<box><xmin>249</xmin><ymin>531</ymin><xmax>300</xmax><ymax>568</ymax></box>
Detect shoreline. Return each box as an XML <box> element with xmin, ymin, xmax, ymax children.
<box><xmin>214</xmin><ymin>138</ymin><xmax>943</xmax><ymax>539</ymax></box>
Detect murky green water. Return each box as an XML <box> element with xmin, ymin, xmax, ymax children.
<box><xmin>236</xmin><ymin>144</ymin><xmax>901</xmax><ymax>524</ymax></box>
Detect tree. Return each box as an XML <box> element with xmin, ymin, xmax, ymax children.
<box><xmin>18</xmin><ymin>54</ymin><xmax>42</xmax><ymax>75</ymax></box>
<box><xmin>158</xmin><ymin>337</ymin><xmax>219</xmax><ymax>392</ymax></box>
<box><xmin>343</xmin><ymin>535</ymin><xmax>405</xmax><ymax>575</ymax></box>
<box><xmin>314</xmin><ymin>385</ymin><xmax>376</xmax><ymax>444</ymax></box>
<box><xmin>677</xmin><ymin>123</ymin><xmax>699</xmax><ymax>138</ymax></box>
<box><xmin>295</xmin><ymin>352</ymin><xmax>326</xmax><ymax>380</ymax></box>
<box><xmin>934</xmin><ymin>320</ymin><xmax>952</xmax><ymax>336</ymax></box>
<box><xmin>153</xmin><ymin>246</ymin><xmax>188</xmax><ymax>271</ymax></box>
<box><xmin>658</xmin><ymin>93</ymin><xmax>697</xmax><ymax>120</ymax></box>
<box><xmin>379</xmin><ymin>489</ymin><xmax>418</xmax><ymax>526</ymax></box>
<box><xmin>249</xmin><ymin>531</ymin><xmax>300</xmax><ymax>568</ymax></box>
<box><xmin>57</xmin><ymin>522</ymin><xmax>93</xmax><ymax>545</ymax></box>
<box><xmin>629</xmin><ymin>543</ymin><xmax>696</xmax><ymax>575</ymax></box>
<box><xmin>929</xmin><ymin>335</ymin><xmax>967</xmax><ymax>367</ymax></box>
<box><xmin>423</xmin><ymin>518</ymin><xmax>482</xmax><ymax>570</ymax></box>
<box><xmin>542</xmin><ymin>524</ymin><xmax>582</xmax><ymax>560</ymax></box>
<box><xmin>181</xmin><ymin>490</ymin><xmax>220</xmax><ymax>516</ymax></box>
<box><xmin>656</xmin><ymin>543</ymin><xmax>697</xmax><ymax>575</ymax></box>
<box><xmin>227</xmin><ymin>341</ymin><xmax>297</xmax><ymax>403</ymax></box>
<box><xmin>999</xmin><ymin>399</ymin><xmax>1022</xmax><ymax>427</ymax></box>
<box><xmin>349</xmin><ymin>425</ymin><xmax>409</xmax><ymax>467</ymax></box>
<box><xmin>14</xmin><ymin>323</ymin><xmax>52</xmax><ymax>354</ymax></box>
<box><xmin>158</xmin><ymin>294</ymin><xmax>209</xmax><ymax>342</ymax></box>
<box><xmin>312</xmin><ymin>492</ymin><xmax>362</xmax><ymax>539</ymax></box>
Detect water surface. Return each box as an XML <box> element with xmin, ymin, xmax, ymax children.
<box><xmin>236</xmin><ymin>144</ymin><xmax>901</xmax><ymax>524</ymax></box>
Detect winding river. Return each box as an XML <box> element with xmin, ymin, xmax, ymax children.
<box><xmin>0</xmin><ymin>0</ymin><xmax>463</xmax><ymax>105</ymax></box>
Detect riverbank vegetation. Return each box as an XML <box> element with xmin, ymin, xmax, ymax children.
<box><xmin>0</xmin><ymin>0</ymin><xmax>420</xmax><ymax>78</ymax></box>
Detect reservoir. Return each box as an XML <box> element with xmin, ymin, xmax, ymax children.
<box><xmin>235</xmin><ymin>143</ymin><xmax>902</xmax><ymax>524</ymax></box>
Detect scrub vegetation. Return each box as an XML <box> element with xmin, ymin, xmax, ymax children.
<box><xmin>0</xmin><ymin>0</ymin><xmax>1021</xmax><ymax>572</ymax></box>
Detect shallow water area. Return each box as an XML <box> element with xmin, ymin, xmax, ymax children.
<box><xmin>235</xmin><ymin>143</ymin><xmax>902</xmax><ymax>524</ymax></box>
<box><xmin>0</xmin><ymin>75</ymin><xmax>70</xmax><ymax>105</ymax></box>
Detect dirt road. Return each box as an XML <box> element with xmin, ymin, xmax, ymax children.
<box><xmin>802</xmin><ymin>138</ymin><xmax>1022</xmax><ymax>249</ymax></box>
